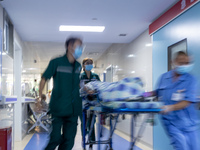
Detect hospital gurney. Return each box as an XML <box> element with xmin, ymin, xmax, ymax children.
<box><xmin>81</xmin><ymin>77</ymin><xmax>162</xmax><ymax>150</ymax></box>
<box><xmin>82</xmin><ymin>99</ymin><xmax>162</xmax><ymax>150</ymax></box>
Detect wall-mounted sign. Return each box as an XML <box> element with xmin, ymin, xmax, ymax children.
<box><xmin>149</xmin><ymin>0</ymin><xmax>199</xmax><ymax>35</ymax></box>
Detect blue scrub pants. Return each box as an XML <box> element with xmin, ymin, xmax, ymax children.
<box><xmin>163</xmin><ymin>120</ymin><xmax>199</xmax><ymax>150</ymax></box>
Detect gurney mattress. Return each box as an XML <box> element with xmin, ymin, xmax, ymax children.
<box><xmin>88</xmin><ymin>101</ymin><xmax>162</xmax><ymax>109</ymax></box>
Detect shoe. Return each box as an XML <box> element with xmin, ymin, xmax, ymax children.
<box><xmin>89</xmin><ymin>145</ymin><xmax>93</xmax><ymax>150</ymax></box>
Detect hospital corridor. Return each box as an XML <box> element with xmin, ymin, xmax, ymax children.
<box><xmin>0</xmin><ymin>0</ymin><xmax>200</xmax><ymax>150</ymax></box>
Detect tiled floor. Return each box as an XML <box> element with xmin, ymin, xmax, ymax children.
<box><xmin>15</xmin><ymin>123</ymin><xmax>152</xmax><ymax>150</ymax></box>
<box><xmin>14</xmin><ymin>134</ymin><xmax>34</xmax><ymax>150</ymax></box>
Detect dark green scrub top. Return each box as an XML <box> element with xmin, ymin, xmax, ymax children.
<box><xmin>80</xmin><ymin>71</ymin><xmax>100</xmax><ymax>101</ymax></box>
<box><xmin>80</xmin><ymin>71</ymin><xmax>100</xmax><ymax>85</ymax></box>
<box><xmin>42</xmin><ymin>55</ymin><xmax>82</xmax><ymax>117</ymax></box>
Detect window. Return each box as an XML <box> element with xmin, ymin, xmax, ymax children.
<box><xmin>3</xmin><ymin>9</ymin><xmax>14</xmax><ymax>58</ymax></box>
<box><xmin>168</xmin><ymin>39</ymin><xmax>187</xmax><ymax>71</ymax></box>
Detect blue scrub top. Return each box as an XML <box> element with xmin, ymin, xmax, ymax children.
<box><xmin>156</xmin><ymin>70</ymin><xmax>199</xmax><ymax>131</ymax></box>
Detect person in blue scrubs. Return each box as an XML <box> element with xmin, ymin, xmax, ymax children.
<box><xmin>144</xmin><ymin>51</ymin><xmax>199</xmax><ymax>150</ymax></box>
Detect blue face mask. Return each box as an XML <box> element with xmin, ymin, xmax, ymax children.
<box><xmin>72</xmin><ymin>46</ymin><xmax>83</xmax><ymax>59</ymax></box>
<box><xmin>85</xmin><ymin>64</ymin><xmax>93</xmax><ymax>71</ymax></box>
<box><xmin>175</xmin><ymin>64</ymin><xmax>194</xmax><ymax>74</ymax></box>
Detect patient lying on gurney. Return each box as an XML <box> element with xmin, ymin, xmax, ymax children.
<box><xmin>80</xmin><ymin>77</ymin><xmax>163</xmax><ymax>109</ymax></box>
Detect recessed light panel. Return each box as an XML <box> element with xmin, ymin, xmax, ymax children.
<box><xmin>59</xmin><ymin>25</ymin><xmax>105</xmax><ymax>32</ymax></box>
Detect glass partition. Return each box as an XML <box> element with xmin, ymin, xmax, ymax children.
<box><xmin>21</xmin><ymin>74</ymin><xmax>41</xmax><ymax>97</ymax></box>
<box><xmin>1</xmin><ymin>54</ymin><xmax>14</xmax><ymax>96</ymax></box>
<box><xmin>168</xmin><ymin>39</ymin><xmax>187</xmax><ymax>71</ymax></box>
<box><xmin>0</xmin><ymin>28</ymin><xmax>2</xmax><ymax>100</ymax></box>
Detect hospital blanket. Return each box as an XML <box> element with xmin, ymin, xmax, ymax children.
<box><xmin>80</xmin><ymin>77</ymin><xmax>145</xmax><ymax>102</ymax></box>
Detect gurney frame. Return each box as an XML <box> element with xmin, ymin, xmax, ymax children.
<box><xmin>82</xmin><ymin>105</ymin><xmax>161</xmax><ymax>150</ymax></box>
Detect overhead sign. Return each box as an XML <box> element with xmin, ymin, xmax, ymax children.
<box><xmin>149</xmin><ymin>0</ymin><xmax>199</xmax><ymax>35</ymax></box>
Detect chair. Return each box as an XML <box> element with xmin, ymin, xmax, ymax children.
<box><xmin>27</xmin><ymin>103</ymin><xmax>51</xmax><ymax>133</ymax></box>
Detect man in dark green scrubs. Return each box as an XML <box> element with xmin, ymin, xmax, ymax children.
<box><xmin>39</xmin><ymin>37</ymin><xmax>83</xmax><ymax>150</ymax></box>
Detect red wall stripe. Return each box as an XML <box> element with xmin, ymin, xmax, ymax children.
<box><xmin>149</xmin><ymin>0</ymin><xmax>199</xmax><ymax>35</ymax></box>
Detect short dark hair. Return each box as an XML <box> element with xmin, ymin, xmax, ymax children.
<box><xmin>82</xmin><ymin>58</ymin><xmax>93</xmax><ymax>65</ymax></box>
<box><xmin>174</xmin><ymin>51</ymin><xmax>188</xmax><ymax>60</ymax></box>
<box><xmin>65</xmin><ymin>37</ymin><xmax>82</xmax><ymax>51</ymax></box>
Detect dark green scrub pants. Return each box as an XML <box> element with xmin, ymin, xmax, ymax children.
<box><xmin>44</xmin><ymin>115</ymin><xmax>78</xmax><ymax>150</ymax></box>
<box><xmin>80</xmin><ymin>112</ymin><xmax>96</xmax><ymax>142</ymax></box>
<box><xmin>87</xmin><ymin>111</ymin><xmax>96</xmax><ymax>142</ymax></box>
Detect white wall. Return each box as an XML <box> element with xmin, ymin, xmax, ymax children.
<box><xmin>96</xmin><ymin>29</ymin><xmax>152</xmax><ymax>91</ymax></box>
<box><xmin>96</xmin><ymin>29</ymin><xmax>153</xmax><ymax>147</ymax></box>
<box><xmin>14</xmin><ymin>30</ymin><xmax>24</xmax><ymax>51</ymax></box>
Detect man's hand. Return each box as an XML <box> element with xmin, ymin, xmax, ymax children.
<box><xmin>83</xmin><ymin>86</ymin><xmax>95</xmax><ymax>94</ymax></box>
<box><xmin>87</xmin><ymin>90</ymin><xmax>95</xmax><ymax>95</ymax></box>
<box><xmin>142</xmin><ymin>92</ymin><xmax>152</xmax><ymax>97</ymax></box>
<box><xmin>161</xmin><ymin>100</ymin><xmax>191</xmax><ymax>114</ymax></box>
<box><xmin>39</xmin><ymin>78</ymin><xmax>46</xmax><ymax>98</ymax></box>
<box><xmin>34</xmin><ymin>97</ymin><xmax>42</xmax><ymax>112</ymax></box>
<box><xmin>142</xmin><ymin>91</ymin><xmax>156</xmax><ymax>97</ymax></box>
<box><xmin>161</xmin><ymin>105</ymin><xmax>174</xmax><ymax>114</ymax></box>
<box><xmin>36</xmin><ymin>96</ymin><xmax>41</xmax><ymax>101</ymax></box>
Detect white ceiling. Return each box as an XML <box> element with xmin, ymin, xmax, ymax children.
<box><xmin>0</xmin><ymin>0</ymin><xmax>178</xmax><ymax>74</ymax></box>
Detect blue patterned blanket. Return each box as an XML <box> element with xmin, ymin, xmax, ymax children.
<box><xmin>80</xmin><ymin>77</ymin><xmax>145</xmax><ymax>102</ymax></box>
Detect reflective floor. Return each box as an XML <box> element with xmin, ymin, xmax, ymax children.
<box><xmin>15</xmin><ymin>123</ymin><xmax>151</xmax><ymax>150</ymax></box>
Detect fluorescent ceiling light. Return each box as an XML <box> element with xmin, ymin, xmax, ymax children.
<box><xmin>145</xmin><ymin>43</ymin><xmax>152</xmax><ymax>47</ymax></box>
<box><xmin>22</xmin><ymin>70</ymin><xmax>26</xmax><ymax>73</ymax></box>
<box><xmin>131</xmin><ymin>71</ymin><xmax>135</xmax><ymax>74</ymax></box>
<box><xmin>113</xmin><ymin>65</ymin><xmax>118</xmax><ymax>69</ymax></box>
<box><xmin>128</xmin><ymin>54</ymin><xmax>135</xmax><ymax>57</ymax></box>
<box><xmin>59</xmin><ymin>25</ymin><xmax>105</xmax><ymax>32</ymax></box>
<box><xmin>117</xmin><ymin>69</ymin><xmax>123</xmax><ymax>71</ymax></box>
<box><xmin>26</xmin><ymin>68</ymin><xmax>37</xmax><ymax>70</ymax></box>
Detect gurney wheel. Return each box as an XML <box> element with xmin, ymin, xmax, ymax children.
<box><xmin>108</xmin><ymin>147</ymin><xmax>113</xmax><ymax>150</ymax></box>
<box><xmin>104</xmin><ymin>145</ymin><xmax>113</xmax><ymax>150</ymax></box>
